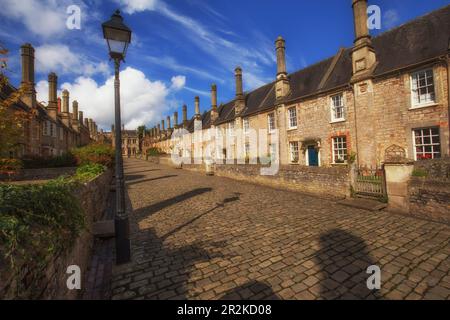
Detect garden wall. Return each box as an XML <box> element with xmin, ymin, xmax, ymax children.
<box><xmin>408</xmin><ymin>158</ymin><xmax>450</xmax><ymax>223</ymax></box>
<box><xmin>182</xmin><ymin>162</ymin><xmax>351</xmax><ymax>199</ymax></box>
<box><xmin>0</xmin><ymin>169</ymin><xmax>112</xmax><ymax>299</ymax></box>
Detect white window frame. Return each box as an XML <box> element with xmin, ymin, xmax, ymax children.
<box><xmin>287</xmin><ymin>107</ymin><xmax>297</xmax><ymax>130</ymax></box>
<box><xmin>289</xmin><ymin>141</ymin><xmax>299</xmax><ymax>163</ymax></box>
<box><xmin>243</xmin><ymin>118</ymin><xmax>250</xmax><ymax>134</ymax></box>
<box><xmin>228</xmin><ymin>121</ymin><xmax>235</xmax><ymax>136</ymax></box>
<box><xmin>330</xmin><ymin>93</ymin><xmax>345</xmax><ymax>122</ymax></box>
<box><xmin>268</xmin><ymin>113</ymin><xmax>275</xmax><ymax>133</ymax></box>
<box><xmin>412</xmin><ymin>127</ymin><xmax>441</xmax><ymax>160</ymax></box>
<box><xmin>410</xmin><ymin>68</ymin><xmax>436</xmax><ymax>108</ymax></box>
<box><xmin>332</xmin><ymin>136</ymin><xmax>348</xmax><ymax>164</ymax></box>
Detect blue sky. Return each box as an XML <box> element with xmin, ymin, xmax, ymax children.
<box><xmin>0</xmin><ymin>0</ymin><xmax>448</xmax><ymax>130</ymax></box>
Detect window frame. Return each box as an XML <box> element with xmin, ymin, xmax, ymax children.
<box><xmin>332</xmin><ymin>136</ymin><xmax>348</xmax><ymax>164</ymax></box>
<box><xmin>287</xmin><ymin>107</ymin><xmax>297</xmax><ymax>130</ymax></box>
<box><xmin>268</xmin><ymin>113</ymin><xmax>275</xmax><ymax>133</ymax></box>
<box><xmin>410</xmin><ymin>68</ymin><xmax>436</xmax><ymax>108</ymax></box>
<box><xmin>289</xmin><ymin>141</ymin><xmax>299</xmax><ymax>163</ymax></box>
<box><xmin>412</xmin><ymin>127</ymin><xmax>441</xmax><ymax>160</ymax></box>
<box><xmin>330</xmin><ymin>93</ymin><xmax>346</xmax><ymax>122</ymax></box>
<box><xmin>243</xmin><ymin>118</ymin><xmax>250</xmax><ymax>134</ymax></box>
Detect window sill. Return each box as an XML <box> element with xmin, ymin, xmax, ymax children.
<box><xmin>330</xmin><ymin>119</ymin><xmax>346</xmax><ymax>124</ymax></box>
<box><xmin>409</xmin><ymin>102</ymin><xmax>439</xmax><ymax>110</ymax></box>
<box><xmin>287</xmin><ymin>127</ymin><xmax>297</xmax><ymax>131</ymax></box>
<box><xmin>331</xmin><ymin>162</ymin><xmax>348</xmax><ymax>166</ymax></box>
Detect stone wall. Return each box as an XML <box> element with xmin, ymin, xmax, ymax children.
<box><xmin>407</xmin><ymin>158</ymin><xmax>450</xmax><ymax>223</ymax></box>
<box><xmin>0</xmin><ymin>169</ymin><xmax>112</xmax><ymax>299</ymax></box>
<box><xmin>182</xmin><ymin>162</ymin><xmax>350</xmax><ymax>199</ymax></box>
<box><xmin>0</xmin><ymin>167</ymin><xmax>77</xmax><ymax>182</ymax></box>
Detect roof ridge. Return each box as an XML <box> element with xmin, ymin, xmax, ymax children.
<box><xmin>370</xmin><ymin>4</ymin><xmax>450</xmax><ymax>41</ymax></box>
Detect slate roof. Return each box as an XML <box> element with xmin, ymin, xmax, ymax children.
<box><xmin>168</xmin><ymin>4</ymin><xmax>449</xmax><ymax>134</ymax></box>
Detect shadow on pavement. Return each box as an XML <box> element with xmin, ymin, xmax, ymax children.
<box><xmin>126</xmin><ymin>175</ymin><xmax>178</xmax><ymax>187</ymax></box>
<box><xmin>220</xmin><ymin>280</ymin><xmax>280</xmax><ymax>300</ymax></box>
<box><xmin>314</xmin><ymin>229</ymin><xmax>381</xmax><ymax>300</ymax></box>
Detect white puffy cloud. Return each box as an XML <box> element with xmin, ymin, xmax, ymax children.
<box><xmin>1</xmin><ymin>0</ymin><xmax>69</xmax><ymax>38</ymax></box>
<box><xmin>35</xmin><ymin>44</ymin><xmax>109</xmax><ymax>77</ymax></box>
<box><xmin>114</xmin><ymin>0</ymin><xmax>159</xmax><ymax>14</ymax></box>
<box><xmin>36</xmin><ymin>67</ymin><xmax>185</xmax><ymax>130</ymax></box>
<box><xmin>383</xmin><ymin>9</ymin><xmax>400</xmax><ymax>29</ymax></box>
<box><xmin>170</xmin><ymin>75</ymin><xmax>186</xmax><ymax>90</ymax></box>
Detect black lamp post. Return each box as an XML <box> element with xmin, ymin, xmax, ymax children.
<box><xmin>102</xmin><ymin>10</ymin><xmax>132</xmax><ymax>264</ymax></box>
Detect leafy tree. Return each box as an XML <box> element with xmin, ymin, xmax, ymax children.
<box><xmin>0</xmin><ymin>45</ymin><xmax>28</xmax><ymax>157</ymax></box>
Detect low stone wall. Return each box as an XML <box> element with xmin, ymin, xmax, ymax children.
<box><xmin>0</xmin><ymin>169</ymin><xmax>112</xmax><ymax>299</ymax></box>
<box><xmin>0</xmin><ymin>167</ymin><xmax>76</xmax><ymax>181</ymax></box>
<box><xmin>407</xmin><ymin>158</ymin><xmax>450</xmax><ymax>223</ymax></box>
<box><xmin>182</xmin><ymin>162</ymin><xmax>350</xmax><ymax>199</ymax></box>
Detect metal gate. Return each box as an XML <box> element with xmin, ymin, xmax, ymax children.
<box><xmin>353</xmin><ymin>166</ymin><xmax>387</xmax><ymax>200</ymax></box>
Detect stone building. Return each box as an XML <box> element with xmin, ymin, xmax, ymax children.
<box><xmin>147</xmin><ymin>2</ymin><xmax>450</xmax><ymax>169</ymax></box>
<box><xmin>0</xmin><ymin>43</ymin><xmax>100</xmax><ymax>158</ymax></box>
<box><xmin>111</xmin><ymin>125</ymin><xmax>139</xmax><ymax>156</ymax></box>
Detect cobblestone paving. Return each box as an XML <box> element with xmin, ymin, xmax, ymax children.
<box><xmin>111</xmin><ymin>158</ymin><xmax>450</xmax><ymax>300</ymax></box>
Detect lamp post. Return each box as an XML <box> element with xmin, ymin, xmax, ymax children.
<box><xmin>102</xmin><ymin>10</ymin><xmax>132</xmax><ymax>264</ymax></box>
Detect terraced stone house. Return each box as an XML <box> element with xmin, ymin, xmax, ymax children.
<box><xmin>146</xmin><ymin>1</ymin><xmax>450</xmax><ymax>169</ymax></box>
<box><xmin>0</xmin><ymin>43</ymin><xmax>100</xmax><ymax>158</ymax></box>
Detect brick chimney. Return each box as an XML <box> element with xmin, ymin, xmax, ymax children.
<box><xmin>84</xmin><ymin>118</ymin><xmax>89</xmax><ymax>128</ymax></box>
<box><xmin>20</xmin><ymin>43</ymin><xmax>36</xmax><ymax>108</ymax></box>
<box><xmin>167</xmin><ymin>115</ymin><xmax>171</xmax><ymax>130</ymax></box>
<box><xmin>174</xmin><ymin>112</ymin><xmax>178</xmax><ymax>128</ymax></box>
<box><xmin>161</xmin><ymin>119</ymin><xmax>165</xmax><ymax>131</ymax></box>
<box><xmin>61</xmin><ymin>89</ymin><xmax>71</xmax><ymax>127</ymax></box>
<box><xmin>275</xmin><ymin>36</ymin><xmax>290</xmax><ymax>99</ymax></box>
<box><xmin>78</xmin><ymin>111</ymin><xmax>84</xmax><ymax>127</ymax></box>
<box><xmin>47</xmin><ymin>72</ymin><xmax>58</xmax><ymax>120</ymax></box>
<box><xmin>194</xmin><ymin>96</ymin><xmax>201</xmax><ymax>120</ymax></box>
<box><xmin>72</xmin><ymin>100</ymin><xmax>79</xmax><ymax>132</ymax></box>
<box><xmin>351</xmin><ymin>0</ymin><xmax>377</xmax><ymax>81</ymax></box>
<box><xmin>182</xmin><ymin>104</ymin><xmax>188</xmax><ymax>128</ymax></box>
<box><xmin>234</xmin><ymin>67</ymin><xmax>245</xmax><ymax>115</ymax></box>
<box><xmin>210</xmin><ymin>84</ymin><xmax>218</xmax><ymax>123</ymax></box>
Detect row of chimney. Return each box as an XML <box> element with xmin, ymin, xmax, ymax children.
<box><xmin>20</xmin><ymin>43</ymin><xmax>98</xmax><ymax>136</ymax></box>
<box><xmin>148</xmin><ymin>0</ymin><xmax>375</xmax><ymax>138</ymax></box>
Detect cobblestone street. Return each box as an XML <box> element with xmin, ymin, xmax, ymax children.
<box><xmin>111</xmin><ymin>158</ymin><xmax>450</xmax><ymax>300</ymax></box>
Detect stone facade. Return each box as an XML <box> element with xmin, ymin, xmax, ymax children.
<box><xmin>145</xmin><ymin>3</ymin><xmax>450</xmax><ymax>173</ymax></box>
<box><xmin>111</xmin><ymin>126</ymin><xmax>139</xmax><ymax>156</ymax></box>
<box><xmin>0</xmin><ymin>43</ymin><xmax>100</xmax><ymax>159</ymax></box>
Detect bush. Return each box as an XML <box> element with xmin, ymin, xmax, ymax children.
<box><xmin>73</xmin><ymin>163</ymin><xmax>106</xmax><ymax>182</ymax></box>
<box><xmin>0</xmin><ymin>158</ymin><xmax>23</xmax><ymax>173</ymax></box>
<box><xmin>22</xmin><ymin>153</ymin><xmax>77</xmax><ymax>169</ymax></box>
<box><xmin>146</xmin><ymin>147</ymin><xmax>161</xmax><ymax>157</ymax></box>
<box><xmin>0</xmin><ymin>179</ymin><xmax>85</xmax><ymax>298</ymax></box>
<box><xmin>71</xmin><ymin>143</ymin><xmax>114</xmax><ymax>168</ymax></box>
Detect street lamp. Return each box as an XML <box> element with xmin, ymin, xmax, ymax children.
<box><xmin>102</xmin><ymin>10</ymin><xmax>132</xmax><ymax>264</ymax></box>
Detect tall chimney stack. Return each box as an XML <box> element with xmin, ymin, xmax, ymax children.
<box><xmin>182</xmin><ymin>104</ymin><xmax>188</xmax><ymax>128</ymax></box>
<box><xmin>72</xmin><ymin>100</ymin><xmax>79</xmax><ymax>132</ymax></box>
<box><xmin>234</xmin><ymin>67</ymin><xmax>245</xmax><ymax>115</ymax></box>
<box><xmin>47</xmin><ymin>72</ymin><xmax>58</xmax><ymax>119</ymax></box>
<box><xmin>61</xmin><ymin>89</ymin><xmax>71</xmax><ymax>127</ymax></box>
<box><xmin>161</xmin><ymin>119</ymin><xmax>165</xmax><ymax>131</ymax></box>
<box><xmin>351</xmin><ymin>0</ymin><xmax>376</xmax><ymax>81</ymax></box>
<box><xmin>211</xmin><ymin>84</ymin><xmax>218</xmax><ymax>122</ymax></box>
<box><xmin>194</xmin><ymin>96</ymin><xmax>201</xmax><ymax>119</ymax></box>
<box><xmin>84</xmin><ymin>118</ymin><xmax>89</xmax><ymax>128</ymax></box>
<box><xmin>167</xmin><ymin>115</ymin><xmax>171</xmax><ymax>129</ymax></box>
<box><xmin>275</xmin><ymin>36</ymin><xmax>290</xmax><ymax>99</ymax></box>
<box><xmin>78</xmin><ymin>111</ymin><xmax>84</xmax><ymax>126</ymax></box>
<box><xmin>20</xmin><ymin>43</ymin><xmax>36</xmax><ymax>108</ymax></box>
<box><xmin>174</xmin><ymin>112</ymin><xmax>178</xmax><ymax>128</ymax></box>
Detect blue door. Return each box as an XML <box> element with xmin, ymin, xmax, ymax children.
<box><xmin>308</xmin><ymin>146</ymin><xmax>319</xmax><ymax>166</ymax></box>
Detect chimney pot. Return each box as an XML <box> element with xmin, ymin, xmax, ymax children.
<box><xmin>174</xmin><ymin>112</ymin><xmax>178</xmax><ymax>127</ymax></box>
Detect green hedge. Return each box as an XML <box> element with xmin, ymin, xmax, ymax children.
<box><xmin>22</xmin><ymin>153</ymin><xmax>77</xmax><ymax>169</ymax></box>
<box><xmin>0</xmin><ymin>178</ymin><xmax>85</xmax><ymax>298</ymax></box>
<box><xmin>0</xmin><ymin>163</ymin><xmax>107</xmax><ymax>298</ymax></box>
